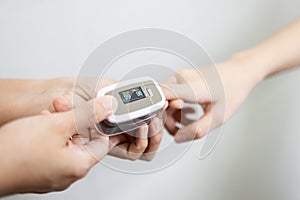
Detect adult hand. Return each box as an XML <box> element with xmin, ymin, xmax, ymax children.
<box><xmin>108</xmin><ymin>108</ymin><xmax>166</xmax><ymax>161</ymax></box>
<box><xmin>0</xmin><ymin>96</ymin><xmax>113</xmax><ymax>196</ymax></box>
<box><xmin>50</xmin><ymin>78</ymin><xmax>114</xmax><ymax>112</ymax></box>
<box><xmin>52</xmin><ymin>78</ymin><xmax>166</xmax><ymax>161</ymax></box>
<box><xmin>162</xmin><ymin>57</ymin><xmax>264</xmax><ymax>143</ymax></box>
<box><xmin>0</xmin><ymin>77</ymin><xmax>112</xmax><ymax>126</ymax></box>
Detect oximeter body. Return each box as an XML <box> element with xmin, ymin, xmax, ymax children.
<box><xmin>95</xmin><ymin>77</ymin><xmax>166</xmax><ymax>136</ymax></box>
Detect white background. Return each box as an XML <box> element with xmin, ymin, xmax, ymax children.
<box><xmin>1</xmin><ymin>0</ymin><xmax>300</xmax><ymax>200</ymax></box>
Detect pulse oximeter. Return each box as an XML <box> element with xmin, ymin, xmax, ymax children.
<box><xmin>95</xmin><ymin>77</ymin><xmax>166</xmax><ymax>136</ymax></box>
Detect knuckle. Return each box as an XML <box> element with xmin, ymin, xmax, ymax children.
<box><xmin>151</xmin><ymin>135</ymin><xmax>162</xmax><ymax>145</ymax></box>
<box><xmin>52</xmin><ymin>183</ymin><xmax>71</xmax><ymax>192</ymax></box>
<box><xmin>78</xmin><ymin>102</ymin><xmax>97</xmax><ymax>126</ymax></box>
<box><xmin>84</xmin><ymin>100</ymin><xmax>109</xmax><ymax>125</ymax></box>
<box><xmin>144</xmin><ymin>157</ymin><xmax>153</xmax><ymax>162</ymax></box>
<box><xmin>136</xmin><ymin>142</ymin><xmax>147</xmax><ymax>151</ymax></box>
<box><xmin>140</xmin><ymin>155</ymin><xmax>152</xmax><ymax>162</ymax></box>
<box><xmin>215</xmin><ymin>115</ymin><xmax>224</xmax><ymax>126</ymax></box>
<box><xmin>129</xmin><ymin>157</ymin><xmax>138</xmax><ymax>161</ymax></box>
<box><xmin>47</xmin><ymin>179</ymin><xmax>72</xmax><ymax>193</ymax></box>
<box><xmin>127</xmin><ymin>152</ymin><xmax>140</xmax><ymax>161</ymax></box>
<box><xmin>94</xmin><ymin>100</ymin><xmax>106</xmax><ymax>121</ymax></box>
<box><xmin>146</xmin><ymin>155</ymin><xmax>155</xmax><ymax>161</ymax></box>
<box><xmin>194</xmin><ymin>126</ymin><xmax>206</xmax><ymax>139</ymax></box>
<box><xmin>194</xmin><ymin>132</ymin><xmax>203</xmax><ymax>140</ymax></box>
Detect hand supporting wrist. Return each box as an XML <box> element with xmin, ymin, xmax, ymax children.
<box><xmin>0</xmin><ymin>78</ymin><xmax>74</xmax><ymax>125</ymax></box>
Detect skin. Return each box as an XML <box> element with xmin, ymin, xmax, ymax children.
<box><xmin>0</xmin><ymin>77</ymin><xmax>166</xmax><ymax>196</ymax></box>
<box><xmin>0</xmin><ymin>78</ymin><xmax>73</xmax><ymax>126</ymax></box>
<box><xmin>52</xmin><ymin>78</ymin><xmax>168</xmax><ymax>161</ymax></box>
<box><xmin>162</xmin><ymin>19</ymin><xmax>300</xmax><ymax>142</ymax></box>
<box><xmin>0</xmin><ymin>96</ymin><xmax>113</xmax><ymax>196</ymax></box>
<box><xmin>0</xmin><ymin>77</ymin><xmax>165</xmax><ymax>161</ymax></box>
<box><xmin>1</xmin><ymin>18</ymin><xmax>300</xmax><ymax>197</ymax></box>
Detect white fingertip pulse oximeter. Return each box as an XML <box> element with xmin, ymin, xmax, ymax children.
<box><xmin>95</xmin><ymin>77</ymin><xmax>166</xmax><ymax>136</ymax></box>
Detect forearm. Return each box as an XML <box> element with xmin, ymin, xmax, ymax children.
<box><xmin>232</xmin><ymin>19</ymin><xmax>300</xmax><ymax>80</ymax></box>
<box><xmin>0</xmin><ymin>78</ymin><xmax>73</xmax><ymax>125</ymax></box>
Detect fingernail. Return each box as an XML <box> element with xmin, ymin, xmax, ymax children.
<box><xmin>98</xmin><ymin>96</ymin><xmax>116</xmax><ymax>112</ymax></box>
<box><xmin>175</xmin><ymin>133</ymin><xmax>185</xmax><ymax>143</ymax></box>
<box><xmin>140</xmin><ymin>125</ymin><xmax>149</xmax><ymax>138</ymax></box>
<box><xmin>154</xmin><ymin>118</ymin><xmax>162</xmax><ymax>133</ymax></box>
<box><xmin>178</xmin><ymin>100</ymin><xmax>184</xmax><ymax>109</ymax></box>
<box><xmin>61</xmin><ymin>97</ymin><xmax>72</xmax><ymax>109</ymax></box>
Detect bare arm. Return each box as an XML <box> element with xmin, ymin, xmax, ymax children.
<box><xmin>0</xmin><ymin>78</ymin><xmax>73</xmax><ymax>125</ymax></box>
<box><xmin>235</xmin><ymin>19</ymin><xmax>300</xmax><ymax>78</ymax></box>
<box><xmin>163</xmin><ymin>19</ymin><xmax>300</xmax><ymax>142</ymax></box>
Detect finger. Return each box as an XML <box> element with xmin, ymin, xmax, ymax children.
<box><xmin>162</xmin><ymin>101</ymin><xmax>169</xmax><ymax>110</ymax></box>
<box><xmin>160</xmin><ymin>83</ymin><xmax>187</xmax><ymax>101</ymax></box>
<box><xmin>40</xmin><ymin>110</ymin><xmax>51</xmax><ymax>115</ymax></box>
<box><xmin>61</xmin><ymin>96</ymin><xmax>114</xmax><ymax>136</ymax></box>
<box><xmin>169</xmin><ymin>99</ymin><xmax>184</xmax><ymax>109</ymax></box>
<box><xmin>71</xmin><ymin>134</ymin><xmax>84</xmax><ymax>146</ymax></box>
<box><xmin>108</xmin><ymin>134</ymin><xmax>134</xmax><ymax>160</ymax></box>
<box><xmin>108</xmin><ymin>134</ymin><xmax>127</xmax><ymax>151</ymax></box>
<box><xmin>140</xmin><ymin>132</ymin><xmax>163</xmax><ymax>162</ymax></box>
<box><xmin>140</xmin><ymin>118</ymin><xmax>162</xmax><ymax>161</ymax></box>
<box><xmin>72</xmin><ymin>128</ymin><xmax>91</xmax><ymax>144</ymax></box>
<box><xmin>83</xmin><ymin>129</ymin><xmax>109</xmax><ymax>165</ymax></box>
<box><xmin>109</xmin><ymin>126</ymin><xmax>149</xmax><ymax>161</ymax></box>
<box><xmin>174</xmin><ymin>110</ymin><xmax>214</xmax><ymax>143</ymax></box>
<box><xmin>160</xmin><ymin>76</ymin><xmax>177</xmax><ymax>84</ymax></box>
<box><xmin>166</xmin><ymin>106</ymin><xmax>197</xmax><ymax>135</ymax></box>
<box><xmin>162</xmin><ymin>82</ymin><xmax>211</xmax><ymax>104</ymax></box>
<box><xmin>164</xmin><ymin>108</ymin><xmax>180</xmax><ymax>136</ymax></box>
<box><xmin>53</xmin><ymin>95</ymin><xmax>73</xmax><ymax>112</ymax></box>
<box><xmin>127</xmin><ymin>125</ymin><xmax>149</xmax><ymax>160</ymax></box>
<box><xmin>179</xmin><ymin>107</ymin><xmax>197</xmax><ymax>125</ymax></box>
<box><xmin>108</xmin><ymin>143</ymin><xmax>131</xmax><ymax>160</ymax></box>
<box><xmin>165</xmin><ymin>105</ymin><xmax>194</xmax><ymax>133</ymax></box>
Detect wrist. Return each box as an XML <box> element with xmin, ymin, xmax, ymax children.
<box><xmin>225</xmin><ymin>50</ymin><xmax>269</xmax><ymax>87</ymax></box>
<box><xmin>230</xmin><ymin>47</ymin><xmax>281</xmax><ymax>80</ymax></box>
<box><xmin>0</xmin><ymin>78</ymin><xmax>74</xmax><ymax>125</ymax></box>
<box><xmin>215</xmin><ymin>51</ymin><xmax>268</xmax><ymax>101</ymax></box>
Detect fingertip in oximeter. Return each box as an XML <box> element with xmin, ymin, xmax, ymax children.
<box><xmin>94</xmin><ymin>77</ymin><xmax>166</xmax><ymax>136</ymax></box>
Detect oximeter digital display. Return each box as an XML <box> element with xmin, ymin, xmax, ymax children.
<box><xmin>95</xmin><ymin>77</ymin><xmax>166</xmax><ymax>136</ymax></box>
<box><xmin>119</xmin><ymin>86</ymin><xmax>146</xmax><ymax>104</ymax></box>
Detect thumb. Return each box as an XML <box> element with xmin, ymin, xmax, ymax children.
<box><xmin>174</xmin><ymin>110</ymin><xmax>213</xmax><ymax>143</ymax></box>
<box><xmin>62</xmin><ymin>96</ymin><xmax>115</xmax><ymax>136</ymax></box>
<box><xmin>53</xmin><ymin>95</ymin><xmax>73</xmax><ymax>112</ymax></box>
<box><xmin>83</xmin><ymin>129</ymin><xmax>109</xmax><ymax>165</ymax></box>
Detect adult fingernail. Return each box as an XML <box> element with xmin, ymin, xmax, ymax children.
<box><xmin>153</xmin><ymin>118</ymin><xmax>160</xmax><ymax>133</ymax></box>
<box><xmin>177</xmin><ymin>99</ymin><xmax>184</xmax><ymax>109</ymax></box>
<box><xmin>175</xmin><ymin>133</ymin><xmax>186</xmax><ymax>143</ymax></box>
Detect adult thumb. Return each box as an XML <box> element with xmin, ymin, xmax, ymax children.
<box><xmin>63</xmin><ymin>96</ymin><xmax>115</xmax><ymax>135</ymax></box>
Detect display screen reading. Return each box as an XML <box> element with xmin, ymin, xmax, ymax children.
<box><xmin>119</xmin><ymin>87</ymin><xmax>146</xmax><ymax>104</ymax></box>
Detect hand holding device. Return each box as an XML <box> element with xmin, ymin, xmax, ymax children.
<box><xmin>0</xmin><ymin>97</ymin><xmax>112</xmax><ymax>196</ymax></box>
<box><xmin>52</xmin><ymin>77</ymin><xmax>166</xmax><ymax>161</ymax></box>
<box><xmin>95</xmin><ymin>77</ymin><xmax>166</xmax><ymax>136</ymax></box>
